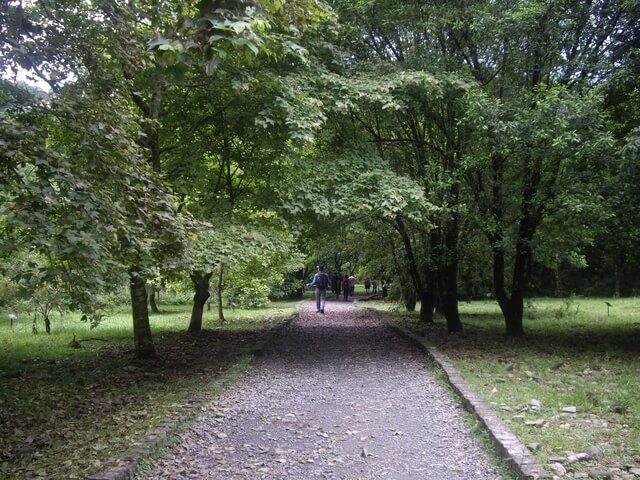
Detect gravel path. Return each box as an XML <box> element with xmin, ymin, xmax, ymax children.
<box><xmin>143</xmin><ymin>299</ymin><xmax>505</xmax><ymax>479</ymax></box>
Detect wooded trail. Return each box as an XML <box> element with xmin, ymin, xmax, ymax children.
<box><xmin>142</xmin><ymin>299</ymin><xmax>504</xmax><ymax>479</ymax></box>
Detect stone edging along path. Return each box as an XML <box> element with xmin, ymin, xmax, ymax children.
<box><xmin>382</xmin><ymin>316</ymin><xmax>552</xmax><ymax>480</ymax></box>
<box><xmin>86</xmin><ymin>313</ymin><xmax>299</xmax><ymax>480</ymax></box>
<box><xmin>87</xmin><ymin>307</ymin><xmax>551</xmax><ymax>480</ymax></box>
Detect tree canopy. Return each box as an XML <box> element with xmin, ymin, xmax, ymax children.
<box><xmin>1</xmin><ymin>0</ymin><xmax>639</xmax><ymax>352</ymax></box>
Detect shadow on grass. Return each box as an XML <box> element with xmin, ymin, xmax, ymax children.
<box><xmin>397</xmin><ymin>312</ymin><xmax>640</xmax><ymax>360</ymax></box>
<box><xmin>0</xmin><ymin>325</ymin><xmax>279</xmax><ymax>478</ymax></box>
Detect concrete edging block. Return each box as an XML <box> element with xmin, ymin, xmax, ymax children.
<box><xmin>385</xmin><ymin>319</ymin><xmax>552</xmax><ymax>480</ymax></box>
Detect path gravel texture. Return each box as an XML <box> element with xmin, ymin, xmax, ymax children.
<box><xmin>143</xmin><ymin>299</ymin><xmax>505</xmax><ymax>480</ymax></box>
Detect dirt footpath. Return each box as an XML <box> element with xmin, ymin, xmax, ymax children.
<box><xmin>142</xmin><ymin>299</ymin><xmax>505</xmax><ymax>479</ymax></box>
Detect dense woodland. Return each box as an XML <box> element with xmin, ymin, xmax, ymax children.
<box><xmin>1</xmin><ymin>0</ymin><xmax>639</xmax><ymax>356</ymax></box>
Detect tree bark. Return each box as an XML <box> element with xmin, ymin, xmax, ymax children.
<box><xmin>440</xmin><ymin>261</ymin><xmax>462</xmax><ymax>332</ymax></box>
<box><xmin>129</xmin><ymin>267</ymin><xmax>156</xmax><ymax>359</ymax></box>
<box><xmin>395</xmin><ymin>216</ymin><xmax>434</xmax><ymax>323</ymax></box>
<box><xmin>438</xmin><ymin>182</ymin><xmax>463</xmax><ymax>333</ymax></box>
<box><xmin>388</xmin><ymin>231</ymin><xmax>417</xmax><ymax>311</ymax></box>
<box><xmin>402</xmin><ymin>282</ymin><xmax>417</xmax><ymax>311</ymax></box>
<box><xmin>503</xmin><ymin>212</ymin><xmax>537</xmax><ymax>336</ymax></box>
<box><xmin>149</xmin><ymin>287</ymin><xmax>160</xmax><ymax>314</ymax></box>
<box><xmin>419</xmin><ymin>287</ymin><xmax>435</xmax><ymax>323</ymax></box>
<box><xmin>189</xmin><ymin>272</ymin><xmax>213</xmax><ymax>333</ymax></box>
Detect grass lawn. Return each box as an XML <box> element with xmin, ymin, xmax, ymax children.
<box><xmin>364</xmin><ymin>297</ymin><xmax>640</xmax><ymax>478</ymax></box>
<box><xmin>0</xmin><ymin>301</ymin><xmax>299</xmax><ymax>480</ymax></box>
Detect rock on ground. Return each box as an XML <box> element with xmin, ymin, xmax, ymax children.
<box><xmin>142</xmin><ymin>299</ymin><xmax>505</xmax><ymax>479</ymax></box>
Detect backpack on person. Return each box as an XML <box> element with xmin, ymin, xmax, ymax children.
<box><xmin>316</xmin><ymin>272</ymin><xmax>328</xmax><ymax>289</ymax></box>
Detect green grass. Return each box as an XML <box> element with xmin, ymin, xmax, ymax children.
<box><xmin>0</xmin><ymin>301</ymin><xmax>299</xmax><ymax>480</ymax></box>
<box><xmin>366</xmin><ymin>297</ymin><xmax>640</xmax><ymax>477</ymax></box>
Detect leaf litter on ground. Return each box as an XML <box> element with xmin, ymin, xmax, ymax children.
<box><xmin>0</xmin><ymin>317</ymin><xmax>290</xmax><ymax>479</ymax></box>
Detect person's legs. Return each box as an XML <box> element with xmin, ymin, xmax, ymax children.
<box><xmin>315</xmin><ymin>288</ymin><xmax>322</xmax><ymax>312</ymax></box>
<box><xmin>320</xmin><ymin>289</ymin><xmax>326</xmax><ymax>312</ymax></box>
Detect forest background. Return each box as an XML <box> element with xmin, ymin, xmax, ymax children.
<box><xmin>3</xmin><ymin>0</ymin><xmax>639</xmax><ymax>349</ymax></box>
<box><xmin>1</xmin><ymin>1</ymin><xmax>640</xmax><ymax>479</ymax></box>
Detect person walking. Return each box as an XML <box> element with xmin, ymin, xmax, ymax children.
<box><xmin>341</xmin><ymin>275</ymin><xmax>350</xmax><ymax>301</ymax></box>
<box><xmin>308</xmin><ymin>265</ymin><xmax>331</xmax><ymax>313</ymax></box>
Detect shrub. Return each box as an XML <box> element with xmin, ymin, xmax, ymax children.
<box><xmin>0</xmin><ymin>276</ymin><xmax>20</xmax><ymax>308</ymax></box>
<box><xmin>235</xmin><ymin>279</ymin><xmax>271</xmax><ymax>309</ymax></box>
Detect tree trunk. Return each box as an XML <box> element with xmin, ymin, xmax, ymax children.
<box><xmin>403</xmin><ymin>283</ymin><xmax>417</xmax><ymax>311</ymax></box>
<box><xmin>439</xmin><ymin>186</ymin><xmax>463</xmax><ymax>333</ymax></box>
<box><xmin>44</xmin><ymin>314</ymin><xmax>51</xmax><ymax>335</ymax></box>
<box><xmin>504</xmin><ymin>229</ymin><xmax>531</xmax><ymax>337</ymax></box>
<box><xmin>419</xmin><ymin>279</ymin><xmax>436</xmax><ymax>323</ymax></box>
<box><xmin>189</xmin><ymin>272</ymin><xmax>212</xmax><ymax>333</ymax></box>
<box><xmin>149</xmin><ymin>287</ymin><xmax>159</xmax><ymax>314</ymax></box>
<box><xmin>129</xmin><ymin>267</ymin><xmax>156</xmax><ymax>359</ymax></box>
<box><xmin>395</xmin><ymin>216</ymin><xmax>434</xmax><ymax>322</ymax></box>
<box><xmin>614</xmin><ymin>257</ymin><xmax>624</xmax><ymax>298</ymax></box>
<box><xmin>217</xmin><ymin>263</ymin><xmax>225</xmax><ymax>322</ymax></box>
<box><xmin>554</xmin><ymin>253</ymin><xmax>563</xmax><ymax>298</ymax></box>
<box><xmin>489</xmin><ymin>145</ymin><xmax>545</xmax><ymax>337</ymax></box>
<box><xmin>440</xmin><ymin>262</ymin><xmax>462</xmax><ymax>332</ymax></box>
<box><xmin>388</xmin><ymin>231</ymin><xmax>417</xmax><ymax>312</ymax></box>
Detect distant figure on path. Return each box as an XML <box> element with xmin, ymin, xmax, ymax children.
<box><xmin>307</xmin><ymin>265</ymin><xmax>331</xmax><ymax>313</ymax></box>
<box><xmin>348</xmin><ymin>275</ymin><xmax>355</xmax><ymax>296</ymax></box>
<box><xmin>341</xmin><ymin>275</ymin><xmax>350</xmax><ymax>301</ymax></box>
<box><xmin>364</xmin><ymin>278</ymin><xmax>371</xmax><ymax>293</ymax></box>
<box><xmin>372</xmin><ymin>279</ymin><xmax>378</xmax><ymax>294</ymax></box>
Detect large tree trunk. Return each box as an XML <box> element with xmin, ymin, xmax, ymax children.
<box><xmin>440</xmin><ymin>206</ymin><xmax>463</xmax><ymax>333</ymax></box>
<box><xmin>129</xmin><ymin>267</ymin><xmax>156</xmax><ymax>359</ymax></box>
<box><xmin>484</xmin><ymin>148</ymin><xmax>538</xmax><ymax>337</ymax></box>
<box><xmin>440</xmin><ymin>262</ymin><xmax>462</xmax><ymax>332</ymax></box>
<box><xmin>419</xmin><ymin>280</ymin><xmax>435</xmax><ymax>323</ymax></box>
<box><xmin>402</xmin><ymin>282</ymin><xmax>417</xmax><ymax>311</ymax></box>
<box><xmin>189</xmin><ymin>272</ymin><xmax>212</xmax><ymax>333</ymax></box>
<box><xmin>492</xmin><ymin>239</ymin><xmax>527</xmax><ymax>336</ymax></box>
<box><xmin>503</xmin><ymin>212</ymin><xmax>537</xmax><ymax>336</ymax></box>
<box><xmin>492</xmin><ymin>244</ymin><xmax>511</xmax><ymax>314</ymax></box>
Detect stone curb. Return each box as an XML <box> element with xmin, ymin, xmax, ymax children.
<box><xmin>384</xmin><ymin>319</ymin><xmax>552</xmax><ymax>480</ymax></box>
<box><xmin>85</xmin><ymin>312</ymin><xmax>299</xmax><ymax>480</ymax></box>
